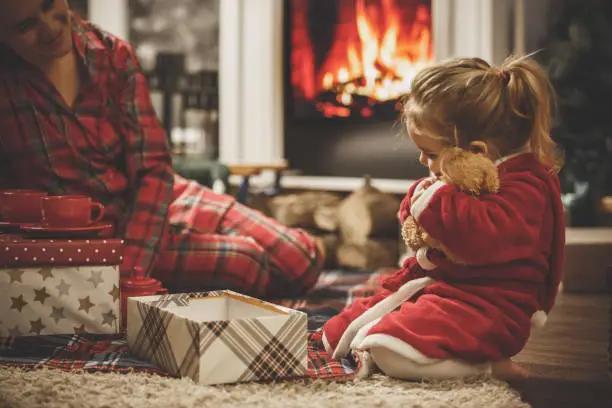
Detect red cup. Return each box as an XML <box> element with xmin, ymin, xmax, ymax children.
<box><xmin>120</xmin><ymin>267</ymin><xmax>168</xmax><ymax>329</ymax></box>
<box><xmin>42</xmin><ymin>195</ymin><xmax>105</xmax><ymax>227</ymax></box>
<box><xmin>1</xmin><ymin>190</ymin><xmax>48</xmax><ymax>223</ymax></box>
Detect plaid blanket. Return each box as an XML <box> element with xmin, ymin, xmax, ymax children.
<box><xmin>0</xmin><ymin>268</ymin><xmax>394</xmax><ymax>380</ymax></box>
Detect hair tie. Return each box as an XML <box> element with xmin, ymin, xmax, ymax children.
<box><xmin>499</xmin><ymin>70</ymin><xmax>509</xmax><ymax>81</ymax></box>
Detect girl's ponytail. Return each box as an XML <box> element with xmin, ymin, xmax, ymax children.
<box><xmin>502</xmin><ymin>56</ymin><xmax>563</xmax><ymax>172</ymax></box>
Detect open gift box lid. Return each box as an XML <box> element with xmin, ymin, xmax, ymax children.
<box><xmin>126</xmin><ymin>290</ymin><xmax>308</xmax><ymax>385</ymax></box>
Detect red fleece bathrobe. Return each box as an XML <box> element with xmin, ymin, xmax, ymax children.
<box><xmin>322</xmin><ymin>153</ymin><xmax>566</xmax><ymax>365</ymax></box>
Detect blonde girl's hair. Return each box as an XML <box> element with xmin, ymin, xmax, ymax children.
<box><xmin>403</xmin><ymin>54</ymin><xmax>563</xmax><ymax>172</ymax></box>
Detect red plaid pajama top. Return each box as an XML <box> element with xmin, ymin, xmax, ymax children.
<box><xmin>0</xmin><ymin>19</ymin><xmax>322</xmax><ymax>298</ymax></box>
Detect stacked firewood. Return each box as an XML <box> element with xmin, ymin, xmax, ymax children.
<box><xmin>267</xmin><ymin>176</ymin><xmax>402</xmax><ymax>269</ymax></box>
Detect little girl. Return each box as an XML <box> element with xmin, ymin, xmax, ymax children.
<box><xmin>322</xmin><ymin>56</ymin><xmax>565</xmax><ymax>380</ymax></box>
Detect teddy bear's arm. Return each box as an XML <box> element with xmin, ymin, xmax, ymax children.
<box><xmin>401</xmin><ymin>215</ymin><xmax>428</xmax><ymax>251</ymax></box>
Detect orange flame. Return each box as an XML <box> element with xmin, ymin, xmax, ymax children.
<box><xmin>291</xmin><ymin>0</ymin><xmax>434</xmax><ymax>118</ymax></box>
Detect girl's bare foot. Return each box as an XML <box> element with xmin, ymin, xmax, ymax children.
<box><xmin>353</xmin><ymin>350</ymin><xmax>377</xmax><ymax>379</ymax></box>
<box><xmin>491</xmin><ymin>359</ymin><xmax>530</xmax><ymax>380</ymax></box>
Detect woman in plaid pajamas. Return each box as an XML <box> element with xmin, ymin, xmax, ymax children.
<box><xmin>0</xmin><ymin>0</ymin><xmax>323</xmax><ymax>298</ymax></box>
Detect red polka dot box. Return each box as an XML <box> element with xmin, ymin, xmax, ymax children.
<box><xmin>0</xmin><ymin>235</ymin><xmax>123</xmax><ymax>268</ymax></box>
<box><xmin>0</xmin><ymin>235</ymin><xmax>124</xmax><ymax>337</ymax></box>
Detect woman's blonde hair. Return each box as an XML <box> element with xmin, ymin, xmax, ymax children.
<box><xmin>403</xmin><ymin>55</ymin><xmax>563</xmax><ymax>172</ymax></box>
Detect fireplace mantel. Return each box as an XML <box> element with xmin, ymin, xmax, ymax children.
<box><xmin>218</xmin><ymin>0</ymin><xmax>515</xmax><ymax>191</ymax></box>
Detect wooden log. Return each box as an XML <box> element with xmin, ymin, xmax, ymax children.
<box><xmin>268</xmin><ymin>191</ymin><xmax>342</xmax><ymax>228</ymax></box>
<box><xmin>312</xmin><ymin>233</ymin><xmax>340</xmax><ymax>269</ymax></box>
<box><xmin>337</xmin><ymin>238</ymin><xmax>399</xmax><ymax>269</ymax></box>
<box><xmin>313</xmin><ymin>201</ymin><xmax>341</xmax><ymax>232</ymax></box>
<box><xmin>246</xmin><ymin>192</ymin><xmax>273</xmax><ymax>217</ymax></box>
<box><xmin>337</xmin><ymin>175</ymin><xmax>401</xmax><ymax>245</ymax></box>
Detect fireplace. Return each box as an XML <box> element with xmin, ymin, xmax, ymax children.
<box><xmin>289</xmin><ymin>0</ymin><xmax>433</xmax><ymax>120</ymax></box>
<box><xmin>284</xmin><ymin>0</ymin><xmax>433</xmax><ymax>179</ymax></box>
<box><xmin>217</xmin><ymin>0</ymin><xmax>516</xmax><ymax>191</ymax></box>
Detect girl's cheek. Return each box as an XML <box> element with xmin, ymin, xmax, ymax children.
<box><xmin>418</xmin><ymin>152</ymin><xmax>427</xmax><ymax>167</ymax></box>
<box><xmin>427</xmin><ymin>158</ymin><xmax>441</xmax><ymax>176</ymax></box>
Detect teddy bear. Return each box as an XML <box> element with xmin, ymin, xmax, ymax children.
<box><xmin>401</xmin><ymin>147</ymin><xmax>501</xmax><ymax>264</ymax></box>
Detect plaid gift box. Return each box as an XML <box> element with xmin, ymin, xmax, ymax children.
<box><xmin>126</xmin><ymin>290</ymin><xmax>308</xmax><ymax>385</ymax></box>
<box><xmin>0</xmin><ymin>236</ymin><xmax>123</xmax><ymax>337</ymax></box>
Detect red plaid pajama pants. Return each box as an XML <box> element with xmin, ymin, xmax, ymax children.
<box><xmin>152</xmin><ymin>176</ymin><xmax>323</xmax><ymax>298</ymax></box>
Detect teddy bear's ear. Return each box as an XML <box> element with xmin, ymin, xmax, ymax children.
<box><xmin>469</xmin><ymin>141</ymin><xmax>488</xmax><ymax>156</ymax></box>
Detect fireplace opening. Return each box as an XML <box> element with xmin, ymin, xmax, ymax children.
<box><xmin>284</xmin><ymin>0</ymin><xmax>434</xmax><ymax>180</ymax></box>
<box><xmin>290</xmin><ymin>0</ymin><xmax>433</xmax><ymax>120</ymax></box>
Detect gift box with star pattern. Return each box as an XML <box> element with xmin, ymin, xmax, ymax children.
<box><xmin>126</xmin><ymin>290</ymin><xmax>308</xmax><ymax>385</ymax></box>
<box><xmin>0</xmin><ymin>236</ymin><xmax>123</xmax><ymax>337</ymax></box>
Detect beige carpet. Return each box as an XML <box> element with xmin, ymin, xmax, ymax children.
<box><xmin>0</xmin><ymin>367</ymin><xmax>529</xmax><ymax>408</ymax></box>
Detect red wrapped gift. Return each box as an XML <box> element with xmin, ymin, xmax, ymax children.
<box><xmin>0</xmin><ymin>235</ymin><xmax>124</xmax><ymax>268</ymax></box>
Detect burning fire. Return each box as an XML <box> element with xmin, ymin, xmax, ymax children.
<box><xmin>291</xmin><ymin>0</ymin><xmax>434</xmax><ymax>118</ymax></box>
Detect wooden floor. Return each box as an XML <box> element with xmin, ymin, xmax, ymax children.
<box><xmin>511</xmin><ymin>293</ymin><xmax>611</xmax><ymax>408</ymax></box>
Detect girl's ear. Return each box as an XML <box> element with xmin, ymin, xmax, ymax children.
<box><xmin>469</xmin><ymin>141</ymin><xmax>488</xmax><ymax>156</ymax></box>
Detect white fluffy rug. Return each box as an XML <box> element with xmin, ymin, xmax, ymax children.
<box><xmin>0</xmin><ymin>367</ymin><xmax>529</xmax><ymax>408</ymax></box>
